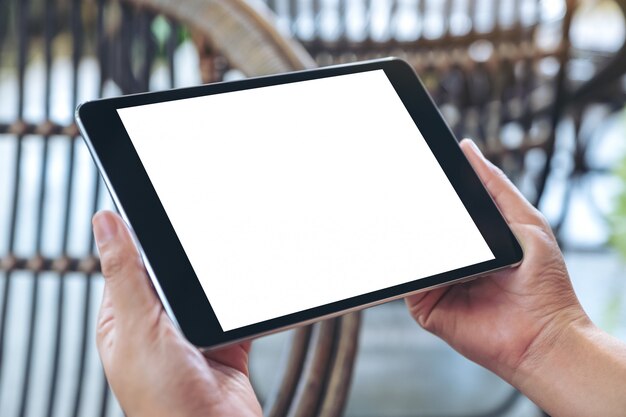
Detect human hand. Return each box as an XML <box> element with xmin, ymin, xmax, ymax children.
<box><xmin>93</xmin><ymin>211</ymin><xmax>262</xmax><ymax>417</ymax></box>
<box><xmin>406</xmin><ymin>139</ymin><xmax>589</xmax><ymax>384</ymax></box>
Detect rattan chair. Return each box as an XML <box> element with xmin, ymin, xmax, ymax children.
<box><xmin>262</xmin><ymin>0</ymin><xmax>626</xmax><ymax>222</ymax></box>
<box><xmin>0</xmin><ymin>1</ymin><xmax>359</xmax><ymax>416</ymax></box>
<box><xmin>2</xmin><ymin>1</ymin><xmax>626</xmax><ymax>416</ymax></box>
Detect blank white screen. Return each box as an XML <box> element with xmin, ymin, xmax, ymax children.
<box><xmin>117</xmin><ymin>70</ymin><xmax>494</xmax><ymax>331</ymax></box>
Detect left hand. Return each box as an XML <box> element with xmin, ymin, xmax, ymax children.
<box><xmin>405</xmin><ymin>139</ymin><xmax>587</xmax><ymax>383</ymax></box>
<box><xmin>93</xmin><ymin>210</ymin><xmax>262</xmax><ymax>417</ymax></box>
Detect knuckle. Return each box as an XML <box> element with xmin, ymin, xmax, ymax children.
<box><xmin>95</xmin><ymin>322</ymin><xmax>107</xmax><ymax>348</ymax></box>
<box><xmin>521</xmin><ymin>223</ymin><xmax>558</xmax><ymax>249</ymax></box>
<box><xmin>95</xmin><ymin>315</ymin><xmax>115</xmax><ymax>353</ymax></box>
<box><xmin>530</xmin><ymin>210</ymin><xmax>553</xmax><ymax>233</ymax></box>
<box><xmin>537</xmin><ymin>213</ymin><xmax>552</xmax><ymax>231</ymax></box>
<box><xmin>488</xmin><ymin>161</ymin><xmax>508</xmax><ymax>181</ymax></box>
<box><xmin>100</xmin><ymin>247</ymin><xmax>127</xmax><ymax>278</ymax></box>
<box><xmin>100</xmin><ymin>245</ymin><xmax>143</xmax><ymax>279</ymax></box>
<box><xmin>493</xmin><ymin>164</ymin><xmax>506</xmax><ymax>178</ymax></box>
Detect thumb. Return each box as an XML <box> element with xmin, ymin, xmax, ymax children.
<box><xmin>460</xmin><ymin>139</ymin><xmax>547</xmax><ymax>228</ymax></box>
<box><xmin>93</xmin><ymin>211</ymin><xmax>159</xmax><ymax>321</ymax></box>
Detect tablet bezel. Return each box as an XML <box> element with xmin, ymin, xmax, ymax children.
<box><xmin>76</xmin><ymin>58</ymin><xmax>523</xmax><ymax>348</ymax></box>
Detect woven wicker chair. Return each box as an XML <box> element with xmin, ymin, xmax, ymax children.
<box><xmin>262</xmin><ymin>0</ymin><xmax>626</xmax><ymax>223</ymax></box>
<box><xmin>0</xmin><ymin>1</ymin><xmax>359</xmax><ymax>416</ymax></box>
<box><xmin>2</xmin><ymin>1</ymin><xmax>626</xmax><ymax>416</ymax></box>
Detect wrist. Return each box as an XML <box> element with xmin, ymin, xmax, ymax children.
<box><xmin>512</xmin><ymin>312</ymin><xmax>626</xmax><ymax>416</ymax></box>
<box><xmin>511</xmin><ymin>311</ymin><xmax>591</xmax><ymax>391</ymax></box>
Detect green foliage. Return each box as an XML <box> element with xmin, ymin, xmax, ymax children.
<box><xmin>608</xmin><ymin>111</ymin><xmax>626</xmax><ymax>261</ymax></box>
<box><xmin>150</xmin><ymin>15</ymin><xmax>191</xmax><ymax>58</ymax></box>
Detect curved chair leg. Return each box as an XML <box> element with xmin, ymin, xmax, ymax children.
<box><xmin>318</xmin><ymin>312</ymin><xmax>362</xmax><ymax>417</ymax></box>
<box><xmin>263</xmin><ymin>327</ymin><xmax>313</xmax><ymax>417</ymax></box>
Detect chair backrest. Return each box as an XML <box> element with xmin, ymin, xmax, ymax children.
<box><xmin>261</xmin><ymin>0</ymin><xmax>626</xmax><ymax>207</ymax></box>
<box><xmin>0</xmin><ymin>1</ymin><xmax>359</xmax><ymax>416</ymax></box>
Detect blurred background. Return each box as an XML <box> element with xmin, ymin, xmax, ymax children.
<box><xmin>2</xmin><ymin>0</ymin><xmax>626</xmax><ymax>416</ymax></box>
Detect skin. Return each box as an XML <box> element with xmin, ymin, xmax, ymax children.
<box><xmin>93</xmin><ymin>139</ymin><xmax>626</xmax><ymax>417</ymax></box>
<box><xmin>407</xmin><ymin>140</ymin><xmax>626</xmax><ymax>417</ymax></box>
<box><xmin>93</xmin><ymin>211</ymin><xmax>262</xmax><ymax>417</ymax></box>
<box><xmin>406</xmin><ymin>138</ymin><xmax>589</xmax><ymax>382</ymax></box>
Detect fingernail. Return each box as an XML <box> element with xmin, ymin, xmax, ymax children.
<box><xmin>93</xmin><ymin>212</ymin><xmax>118</xmax><ymax>246</ymax></box>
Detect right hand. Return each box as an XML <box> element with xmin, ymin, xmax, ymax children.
<box><xmin>406</xmin><ymin>139</ymin><xmax>590</xmax><ymax>384</ymax></box>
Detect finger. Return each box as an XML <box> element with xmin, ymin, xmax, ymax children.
<box><xmin>93</xmin><ymin>210</ymin><xmax>159</xmax><ymax>319</ymax></box>
<box><xmin>203</xmin><ymin>341</ymin><xmax>252</xmax><ymax>376</ymax></box>
<box><xmin>460</xmin><ymin>139</ymin><xmax>546</xmax><ymax>227</ymax></box>
<box><xmin>405</xmin><ymin>286</ymin><xmax>449</xmax><ymax>328</ymax></box>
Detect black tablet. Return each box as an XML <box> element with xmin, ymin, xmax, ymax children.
<box><xmin>76</xmin><ymin>58</ymin><xmax>523</xmax><ymax>349</ymax></box>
